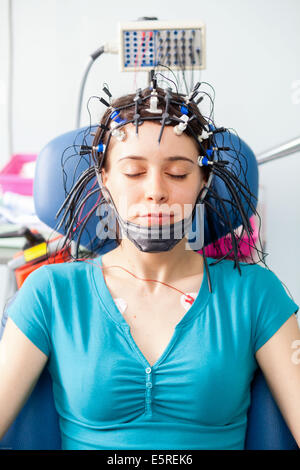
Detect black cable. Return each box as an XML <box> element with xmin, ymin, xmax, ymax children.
<box><xmin>58</xmin><ymin>188</ymin><xmax>100</xmax><ymax>242</ymax></box>
<box><xmin>74</xmin><ymin>197</ymin><xmax>106</xmax><ymax>259</ymax></box>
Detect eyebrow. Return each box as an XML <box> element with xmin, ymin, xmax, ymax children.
<box><xmin>117</xmin><ymin>155</ymin><xmax>195</xmax><ymax>164</ymax></box>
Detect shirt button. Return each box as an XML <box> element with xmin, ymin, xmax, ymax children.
<box><xmin>146</xmin><ymin>382</ymin><xmax>152</xmax><ymax>388</ymax></box>
<box><xmin>145</xmin><ymin>367</ymin><xmax>151</xmax><ymax>374</ymax></box>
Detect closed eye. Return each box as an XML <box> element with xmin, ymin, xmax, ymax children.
<box><xmin>124</xmin><ymin>174</ymin><xmax>188</xmax><ymax>179</ymax></box>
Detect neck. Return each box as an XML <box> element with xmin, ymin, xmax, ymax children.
<box><xmin>106</xmin><ymin>236</ymin><xmax>203</xmax><ymax>291</ymax></box>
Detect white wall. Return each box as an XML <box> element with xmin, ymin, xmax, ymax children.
<box><xmin>259</xmin><ymin>151</ymin><xmax>300</xmax><ymax>307</ymax></box>
<box><xmin>2</xmin><ymin>0</ymin><xmax>300</xmax><ymax>303</ymax></box>
<box><xmin>0</xmin><ymin>0</ymin><xmax>12</xmax><ymax>164</ymax></box>
<box><xmin>9</xmin><ymin>0</ymin><xmax>300</xmax><ymax>154</ymax></box>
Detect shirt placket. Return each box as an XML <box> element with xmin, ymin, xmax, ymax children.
<box><xmin>145</xmin><ymin>366</ymin><xmax>153</xmax><ymax>416</ymax></box>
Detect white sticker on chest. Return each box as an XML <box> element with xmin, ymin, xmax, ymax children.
<box><xmin>113</xmin><ymin>293</ymin><xmax>198</xmax><ymax>315</ymax></box>
<box><xmin>113</xmin><ymin>298</ymin><xmax>128</xmax><ymax>315</ymax></box>
<box><xmin>180</xmin><ymin>293</ymin><xmax>198</xmax><ymax>311</ymax></box>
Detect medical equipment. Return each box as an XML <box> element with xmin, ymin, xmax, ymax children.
<box><xmin>76</xmin><ymin>18</ymin><xmax>206</xmax><ymax>127</ymax></box>
<box><xmin>59</xmin><ymin>75</ymin><xmax>260</xmax><ymax>290</ymax></box>
<box><xmin>119</xmin><ymin>20</ymin><xmax>206</xmax><ymax>72</ymax></box>
<box><xmin>33</xmin><ymin>65</ymin><xmax>264</xmax><ymax>294</ymax></box>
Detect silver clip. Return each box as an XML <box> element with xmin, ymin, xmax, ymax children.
<box><xmin>174</xmin><ymin>114</ymin><xmax>189</xmax><ymax>136</ymax></box>
<box><xmin>110</xmin><ymin>121</ymin><xmax>126</xmax><ymax>141</ymax></box>
<box><xmin>145</xmin><ymin>90</ymin><xmax>162</xmax><ymax>114</ymax></box>
<box><xmin>197</xmin><ymin>156</ymin><xmax>214</xmax><ymax>167</ymax></box>
<box><xmin>198</xmin><ymin>128</ymin><xmax>213</xmax><ymax>142</ymax></box>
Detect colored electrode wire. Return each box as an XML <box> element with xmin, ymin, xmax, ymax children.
<box><xmin>76</xmin><ymin>258</ymin><xmax>196</xmax><ymax>306</ymax></box>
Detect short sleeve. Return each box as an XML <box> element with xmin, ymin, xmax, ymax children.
<box><xmin>251</xmin><ymin>267</ymin><xmax>299</xmax><ymax>354</ymax></box>
<box><xmin>6</xmin><ymin>266</ymin><xmax>52</xmax><ymax>357</ymax></box>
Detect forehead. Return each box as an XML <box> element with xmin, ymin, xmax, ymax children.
<box><xmin>107</xmin><ymin>121</ymin><xmax>199</xmax><ymax>163</ymax></box>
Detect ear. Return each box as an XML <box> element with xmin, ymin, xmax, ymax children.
<box><xmin>200</xmin><ymin>179</ymin><xmax>207</xmax><ymax>192</ymax></box>
<box><xmin>100</xmin><ymin>168</ymin><xmax>108</xmax><ymax>186</ymax></box>
<box><xmin>97</xmin><ymin>168</ymin><xmax>113</xmax><ymax>206</ymax></box>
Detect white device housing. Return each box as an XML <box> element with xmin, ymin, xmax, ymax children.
<box><xmin>118</xmin><ymin>20</ymin><xmax>206</xmax><ymax>72</ymax></box>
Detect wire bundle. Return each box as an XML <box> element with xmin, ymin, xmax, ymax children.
<box><xmin>53</xmin><ymin>68</ymin><xmax>268</xmax><ymax>280</ymax></box>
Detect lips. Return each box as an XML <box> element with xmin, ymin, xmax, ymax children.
<box><xmin>139</xmin><ymin>210</ymin><xmax>175</xmax><ymax>216</ymax></box>
<box><xmin>138</xmin><ymin>213</ymin><xmax>175</xmax><ymax>225</ymax></box>
<box><xmin>141</xmin><ymin>213</ymin><xmax>174</xmax><ymax>218</ymax></box>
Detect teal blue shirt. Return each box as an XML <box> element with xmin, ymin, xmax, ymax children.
<box><xmin>7</xmin><ymin>255</ymin><xmax>299</xmax><ymax>450</ymax></box>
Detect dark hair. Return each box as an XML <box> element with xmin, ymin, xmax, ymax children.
<box><xmin>92</xmin><ymin>86</ymin><xmax>211</xmax><ymax>247</ymax></box>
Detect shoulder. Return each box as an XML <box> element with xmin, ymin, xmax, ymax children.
<box><xmin>207</xmin><ymin>256</ymin><xmax>271</xmax><ymax>285</ymax></box>
<box><xmin>30</xmin><ymin>258</ymin><xmax>93</xmax><ymax>282</ymax></box>
<box><xmin>209</xmin><ymin>256</ymin><xmax>298</xmax><ymax>310</ymax></box>
<box><xmin>16</xmin><ymin>259</ymin><xmax>95</xmax><ymax>300</ymax></box>
<box><xmin>206</xmin><ymin>257</ymin><xmax>298</xmax><ymax>303</ymax></box>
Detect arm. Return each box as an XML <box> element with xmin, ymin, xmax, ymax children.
<box><xmin>0</xmin><ymin>317</ymin><xmax>48</xmax><ymax>440</ymax></box>
<box><xmin>255</xmin><ymin>313</ymin><xmax>300</xmax><ymax>447</ymax></box>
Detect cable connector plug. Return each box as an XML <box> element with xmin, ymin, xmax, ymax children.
<box><xmin>103</xmin><ymin>42</ymin><xmax>120</xmax><ymax>54</ymax></box>
<box><xmin>174</xmin><ymin>114</ymin><xmax>189</xmax><ymax>136</ymax></box>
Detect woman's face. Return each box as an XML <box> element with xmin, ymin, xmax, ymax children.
<box><xmin>101</xmin><ymin>122</ymin><xmax>206</xmax><ymax>227</ymax></box>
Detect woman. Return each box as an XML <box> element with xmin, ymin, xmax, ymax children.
<box><xmin>0</xmin><ymin>80</ymin><xmax>299</xmax><ymax>450</ymax></box>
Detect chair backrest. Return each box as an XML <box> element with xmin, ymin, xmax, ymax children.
<box><xmin>245</xmin><ymin>369</ymin><xmax>298</xmax><ymax>449</ymax></box>
<box><xmin>0</xmin><ymin>297</ymin><xmax>60</xmax><ymax>450</ymax></box>
<box><xmin>0</xmin><ymin>127</ymin><xmax>297</xmax><ymax>450</ymax></box>
<box><xmin>0</xmin><ymin>367</ymin><xmax>61</xmax><ymax>450</ymax></box>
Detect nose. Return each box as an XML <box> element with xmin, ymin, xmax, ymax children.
<box><xmin>144</xmin><ymin>170</ymin><xmax>169</xmax><ymax>204</ymax></box>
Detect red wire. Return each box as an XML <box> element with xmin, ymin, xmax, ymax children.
<box><xmin>75</xmin><ymin>258</ymin><xmax>195</xmax><ymax>305</ymax></box>
<box><xmin>74</xmin><ymin>180</ymin><xmax>100</xmax><ymax>231</ymax></box>
<box><xmin>140</xmin><ymin>31</ymin><xmax>150</xmax><ymax>67</ymax></box>
<box><xmin>133</xmin><ymin>31</ymin><xmax>145</xmax><ymax>90</ymax></box>
<box><xmin>72</xmin><ymin>191</ymin><xmax>101</xmax><ymax>233</ymax></box>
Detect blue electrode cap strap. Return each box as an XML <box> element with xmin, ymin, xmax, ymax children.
<box><xmin>110</xmin><ymin>110</ymin><xmax>127</xmax><ymax>125</ymax></box>
<box><xmin>201</xmin><ymin>156</ymin><xmax>209</xmax><ymax>166</ymax></box>
<box><xmin>180</xmin><ymin>105</ymin><xmax>189</xmax><ymax>115</ymax></box>
<box><xmin>94</xmin><ymin>142</ymin><xmax>105</xmax><ymax>153</ymax></box>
